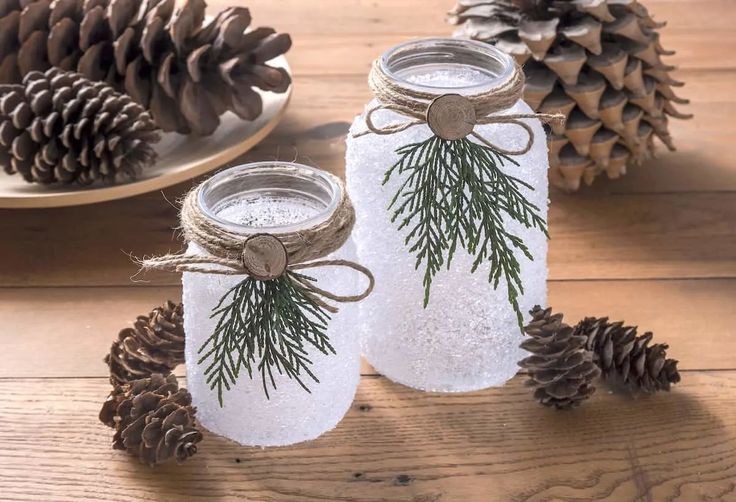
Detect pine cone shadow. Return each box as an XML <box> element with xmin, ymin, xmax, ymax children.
<box><xmin>565</xmin><ymin>148</ymin><xmax>736</xmax><ymax>195</ymax></box>
<box><xmin>364</xmin><ymin>373</ymin><xmax>724</xmax><ymax>456</ymax></box>
<box><xmin>547</xmin><ymin>182</ymin><xmax>736</xmax><ymax>278</ymax></box>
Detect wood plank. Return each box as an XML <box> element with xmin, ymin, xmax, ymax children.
<box><xmin>221</xmin><ymin>0</ymin><xmax>736</xmax><ymax>72</ymax></box>
<box><xmin>549</xmin><ymin>192</ymin><xmax>736</xmax><ymax>280</ymax></box>
<box><xmin>0</xmin><ymin>373</ymin><xmax>734</xmax><ymax>501</ymax></box>
<box><xmin>1</xmin><ymin>188</ymin><xmax>734</xmax><ymax>286</ymax></box>
<box><xmin>221</xmin><ymin>0</ymin><xmax>736</xmax><ymax>37</ymax></box>
<box><xmin>277</xmin><ymin>33</ymin><xmax>736</xmax><ymax>77</ymax></box>
<box><xmin>1</xmin><ymin>279</ymin><xmax>733</xmax><ymax>379</ymax></box>
<box><xmin>0</xmin><ymin>286</ymin><xmax>183</xmax><ymax>380</ymax></box>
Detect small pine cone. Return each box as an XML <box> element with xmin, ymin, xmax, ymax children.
<box><xmin>0</xmin><ymin>68</ymin><xmax>159</xmax><ymax>185</ymax></box>
<box><xmin>519</xmin><ymin>306</ymin><xmax>601</xmax><ymax>409</ymax></box>
<box><xmin>0</xmin><ymin>0</ymin><xmax>292</xmax><ymax>135</ymax></box>
<box><xmin>99</xmin><ymin>373</ymin><xmax>202</xmax><ymax>466</ymax></box>
<box><xmin>105</xmin><ymin>301</ymin><xmax>185</xmax><ymax>386</ymax></box>
<box><xmin>574</xmin><ymin>316</ymin><xmax>680</xmax><ymax>394</ymax></box>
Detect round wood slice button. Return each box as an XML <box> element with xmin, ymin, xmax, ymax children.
<box><xmin>241</xmin><ymin>234</ymin><xmax>288</xmax><ymax>280</ymax></box>
<box><xmin>426</xmin><ymin>94</ymin><xmax>476</xmax><ymax>141</ymax></box>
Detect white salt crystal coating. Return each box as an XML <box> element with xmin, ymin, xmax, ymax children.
<box><xmin>183</xmin><ymin>194</ymin><xmax>362</xmax><ymax>446</ymax></box>
<box><xmin>404</xmin><ymin>67</ymin><xmax>491</xmax><ymax>88</ymax></box>
<box><xmin>215</xmin><ymin>193</ymin><xmax>323</xmax><ymax>227</ymax></box>
<box><xmin>346</xmin><ymin>70</ymin><xmax>549</xmax><ymax>392</ymax></box>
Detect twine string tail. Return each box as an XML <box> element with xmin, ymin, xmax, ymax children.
<box><xmin>473</xmin><ymin>112</ymin><xmax>563</xmax><ymax>156</ymax></box>
<box><xmin>289</xmin><ymin>259</ymin><xmax>376</xmax><ymax>309</ymax></box>
<box><xmin>139</xmin><ymin>254</ymin><xmax>243</xmax><ymax>275</ymax></box>
<box><xmin>352</xmin><ymin>58</ymin><xmax>565</xmax><ymax>153</ymax></box>
<box><xmin>352</xmin><ymin>103</ymin><xmax>425</xmax><ymax>138</ymax></box>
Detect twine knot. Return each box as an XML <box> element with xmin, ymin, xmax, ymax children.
<box><xmin>140</xmin><ymin>180</ymin><xmax>374</xmax><ymax>313</ymax></box>
<box><xmin>353</xmin><ymin>58</ymin><xmax>565</xmax><ymax>155</ymax></box>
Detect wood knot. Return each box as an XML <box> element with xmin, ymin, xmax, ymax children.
<box><xmin>426</xmin><ymin>94</ymin><xmax>476</xmax><ymax>140</ymax></box>
<box><xmin>241</xmin><ymin>234</ymin><xmax>288</xmax><ymax>280</ymax></box>
<box><xmin>395</xmin><ymin>474</ymin><xmax>414</xmax><ymax>486</ymax></box>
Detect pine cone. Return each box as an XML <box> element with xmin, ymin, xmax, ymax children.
<box><xmin>105</xmin><ymin>300</ymin><xmax>185</xmax><ymax>386</ymax></box>
<box><xmin>574</xmin><ymin>316</ymin><xmax>680</xmax><ymax>394</ymax></box>
<box><xmin>519</xmin><ymin>306</ymin><xmax>600</xmax><ymax>409</ymax></box>
<box><xmin>449</xmin><ymin>0</ymin><xmax>692</xmax><ymax>191</ymax></box>
<box><xmin>0</xmin><ymin>68</ymin><xmax>159</xmax><ymax>184</ymax></box>
<box><xmin>99</xmin><ymin>373</ymin><xmax>202</xmax><ymax>466</ymax></box>
<box><xmin>0</xmin><ymin>0</ymin><xmax>292</xmax><ymax>135</ymax></box>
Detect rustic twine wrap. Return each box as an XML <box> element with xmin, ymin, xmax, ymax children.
<box><xmin>141</xmin><ymin>180</ymin><xmax>374</xmax><ymax>313</ymax></box>
<box><xmin>353</xmin><ymin>58</ymin><xmax>564</xmax><ymax>154</ymax></box>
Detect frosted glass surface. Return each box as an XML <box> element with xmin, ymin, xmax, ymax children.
<box><xmin>346</xmin><ymin>95</ymin><xmax>549</xmax><ymax>392</ymax></box>
<box><xmin>183</xmin><ymin>193</ymin><xmax>363</xmax><ymax>446</ymax></box>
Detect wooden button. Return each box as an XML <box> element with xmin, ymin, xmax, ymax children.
<box><xmin>241</xmin><ymin>234</ymin><xmax>288</xmax><ymax>280</ymax></box>
<box><xmin>426</xmin><ymin>94</ymin><xmax>476</xmax><ymax>140</ymax></box>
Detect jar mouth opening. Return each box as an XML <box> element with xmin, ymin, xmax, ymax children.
<box><xmin>379</xmin><ymin>37</ymin><xmax>515</xmax><ymax>93</ymax></box>
<box><xmin>198</xmin><ymin>162</ymin><xmax>342</xmax><ymax>234</ymax></box>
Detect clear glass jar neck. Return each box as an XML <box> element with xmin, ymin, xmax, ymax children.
<box><xmin>197</xmin><ymin>162</ymin><xmax>341</xmax><ymax>234</ymax></box>
<box><xmin>379</xmin><ymin>38</ymin><xmax>516</xmax><ymax>95</ymax></box>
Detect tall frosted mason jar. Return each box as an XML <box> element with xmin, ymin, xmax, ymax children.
<box><xmin>346</xmin><ymin>38</ymin><xmax>549</xmax><ymax>392</ymax></box>
<box><xmin>182</xmin><ymin>162</ymin><xmax>362</xmax><ymax>446</ymax></box>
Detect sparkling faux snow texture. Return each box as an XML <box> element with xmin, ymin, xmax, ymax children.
<box><xmin>183</xmin><ymin>195</ymin><xmax>363</xmax><ymax>446</ymax></box>
<box><xmin>346</xmin><ymin>96</ymin><xmax>549</xmax><ymax>392</ymax></box>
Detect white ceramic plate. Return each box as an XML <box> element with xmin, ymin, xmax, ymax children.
<box><xmin>0</xmin><ymin>56</ymin><xmax>292</xmax><ymax>208</ymax></box>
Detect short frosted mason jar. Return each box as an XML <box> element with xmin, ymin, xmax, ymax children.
<box><xmin>346</xmin><ymin>38</ymin><xmax>549</xmax><ymax>392</ymax></box>
<box><xmin>182</xmin><ymin>162</ymin><xmax>362</xmax><ymax>446</ymax></box>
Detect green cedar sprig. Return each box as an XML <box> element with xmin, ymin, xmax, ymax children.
<box><xmin>384</xmin><ymin>135</ymin><xmax>548</xmax><ymax>329</ymax></box>
<box><xmin>198</xmin><ymin>271</ymin><xmax>334</xmax><ymax>406</ymax></box>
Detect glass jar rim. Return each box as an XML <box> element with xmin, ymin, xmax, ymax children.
<box><xmin>379</xmin><ymin>37</ymin><xmax>516</xmax><ymax>94</ymax></box>
<box><xmin>197</xmin><ymin>161</ymin><xmax>342</xmax><ymax>234</ymax></box>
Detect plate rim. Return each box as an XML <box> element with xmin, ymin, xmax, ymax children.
<box><xmin>0</xmin><ymin>59</ymin><xmax>292</xmax><ymax>209</ymax></box>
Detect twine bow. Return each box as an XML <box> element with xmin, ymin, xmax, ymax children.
<box><xmin>353</xmin><ymin>59</ymin><xmax>564</xmax><ymax>155</ymax></box>
<box><xmin>140</xmin><ymin>181</ymin><xmax>374</xmax><ymax>314</ymax></box>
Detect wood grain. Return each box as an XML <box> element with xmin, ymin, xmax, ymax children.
<box><xmin>223</xmin><ymin>0</ymin><xmax>736</xmax><ymax>36</ymax></box>
<box><xmin>0</xmin><ymin>374</ymin><xmax>734</xmax><ymax>502</ymax></box>
<box><xmin>236</xmin><ymin>0</ymin><xmax>736</xmax><ymax>74</ymax></box>
<box><xmin>1</xmin><ymin>1</ymin><xmax>735</xmax><ymax>500</ymax></box>
<box><xmin>0</xmin><ymin>279</ymin><xmax>733</xmax><ymax>379</ymax></box>
<box><xmin>1</xmin><ymin>189</ymin><xmax>734</xmax><ymax>287</ymax></box>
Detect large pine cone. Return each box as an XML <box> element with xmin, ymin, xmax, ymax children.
<box><xmin>105</xmin><ymin>300</ymin><xmax>185</xmax><ymax>386</ymax></box>
<box><xmin>0</xmin><ymin>0</ymin><xmax>292</xmax><ymax>135</ymax></box>
<box><xmin>519</xmin><ymin>306</ymin><xmax>600</xmax><ymax>409</ymax></box>
<box><xmin>449</xmin><ymin>0</ymin><xmax>691</xmax><ymax>191</ymax></box>
<box><xmin>99</xmin><ymin>373</ymin><xmax>202</xmax><ymax>466</ymax></box>
<box><xmin>574</xmin><ymin>316</ymin><xmax>680</xmax><ymax>394</ymax></box>
<box><xmin>0</xmin><ymin>68</ymin><xmax>159</xmax><ymax>184</ymax></box>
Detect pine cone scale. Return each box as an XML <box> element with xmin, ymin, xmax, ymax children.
<box><xmin>105</xmin><ymin>301</ymin><xmax>185</xmax><ymax>386</ymax></box>
<box><xmin>101</xmin><ymin>373</ymin><xmax>201</xmax><ymax>466</ymax></box>
<box><xmin>520</xmin><ymin>306</ymin><xmax>601</xmax><ymax>409</ymax></box>
<box><xmin>449</xmin><ymin>0</ymin><xmax>691</xmax><ymax>190</ymax></box>
<box><xmin>575</xmin><ymin>316</ymin><xmax>680</xmax><ymax>393</ymax></box>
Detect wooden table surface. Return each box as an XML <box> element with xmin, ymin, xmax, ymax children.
<box><xmin>2</xmin><ymin>1</ymin><xmax>735</xmax><ymax>500</ymax></box>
